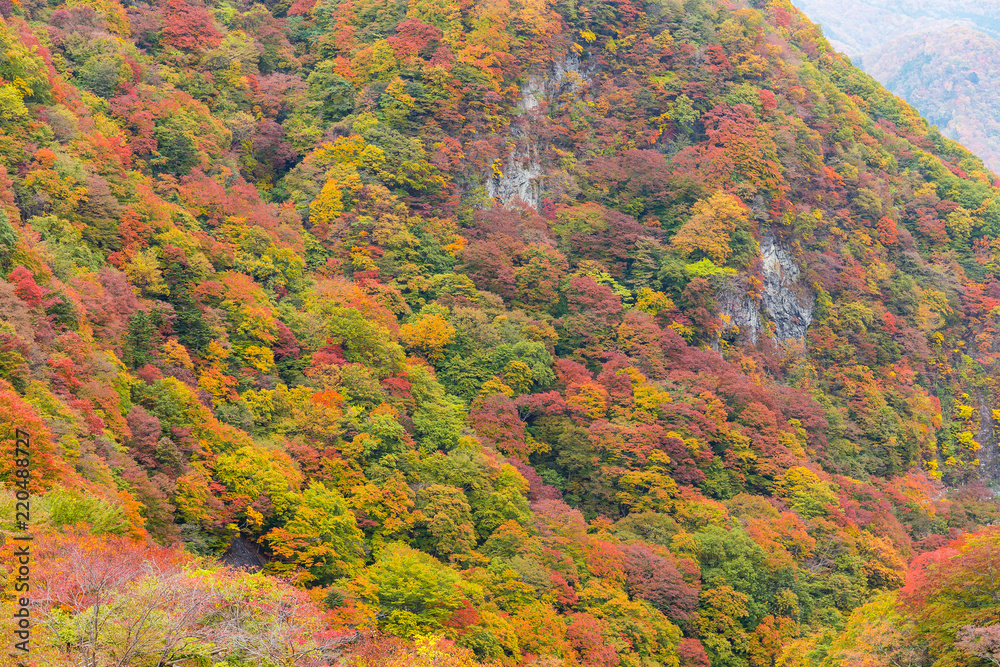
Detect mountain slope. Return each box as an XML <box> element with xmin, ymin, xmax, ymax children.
<box><xmin>0</xmin><ymin>0</ymin><xmax>999</xmax><ymax>665</ymax></box>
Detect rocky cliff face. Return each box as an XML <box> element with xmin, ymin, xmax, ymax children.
<box><xmin>718</xmin><ymin>230</ymin><xmax>814</xmax><ymax>346</ymax></box>
<box><xmin>486</xmin><ymin>145</ymin><xmax>543</xmax><ymax>209</ymax></box>
<box><xmin>975</xmin><ymin>391</ymin><xmax>1000</xmax><ymax>483</ymax></box>
<box><xmin>486</xmin><ymin>58</ymin><xmax>588</xmax><ymax>209</ymax></box>
<box><xmin>717</xmin><ymin>275</ymin><xmax>764</xmax><ymax>344</ymax></box>
<box><xmin>761</xmin><ymin>232</ymin><xmax>814</xmax><ymax>344</ymax></box>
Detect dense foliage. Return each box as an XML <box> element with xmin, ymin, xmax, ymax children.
<box><xmin>1</xmin><ymin>0</ymin><xmax>1000</xmax><ymax>664</ymax></box>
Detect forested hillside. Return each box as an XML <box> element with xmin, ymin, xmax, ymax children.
<box><xmin>0</xmin><ymin>0</ymin><xmax>1000</xmax><ymax>664</ymax></box>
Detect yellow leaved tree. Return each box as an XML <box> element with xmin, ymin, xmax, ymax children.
<box><xmin>671</xmin><ymin>192</ymin><xmax>752</xmax><ymax>265</ymax></box>
<box><xmin>399</xmin><ymin>312</ymin><xmax>456</xmax><ymax>361</ymax></box>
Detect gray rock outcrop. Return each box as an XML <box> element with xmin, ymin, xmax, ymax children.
<box><xmin>718</xmin><ymin>230</ymin><xmax>814</xmax><ymax>346</ymax></box>
<box><xmin>486</xmin><ymin>57</ymin><xmax>588</xmax><ymax>210</ymax></box>
<box><xmin>761</xmin><ymin>232</ymin><xmax>814</xmax><ymax>344</ymax></box>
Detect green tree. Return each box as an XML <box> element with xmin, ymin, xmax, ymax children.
<box><xmin>266</xmin><ymin>482</ymin><xmax>366</xmax><ymax>585</ymax></box>
<box><xmin>774</xmin><ymin>467</ymin><xmax>840</xmax><ymax>519</ymax></box>
<box><xmin>695</xmin><ymin>525</ymin><xmax>776</xmax><ymax>625</ymax></box>
<box><xmin>0</xmin><ymin>210</ymin><xmax>16</xmax><ymax>273</ymax></box>
<box><xmin>215</xmin><ymin>446</ymin><xmax>303</xmax><ymax>530</ymax></box>
<box><xmin>363</xmin><ymin>543</ymin><xmax>469</xmax><ymax>637</ymax></box>
<box><xmin>416</xmin><ymin>484</ymin><xmax>476</xmax><ymax>557</ymax></box>
<box><xmin>697</xmin><ymin>586</ymin><xmax>752</xmax><ymax>667</ymax></box>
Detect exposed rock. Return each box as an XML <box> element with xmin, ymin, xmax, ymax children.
<box><xmin>761</xmin><ymin>231</ymin><xmax>814</xmax><ymax>344</ymax></box>
<box><xmin>520</xmin><ymin>55</ymin><xmax>586</xmax><ymax>112</ymax></box>
<box><xmin>717</xmin><ymin>274</ymin><xmax>764</xmax><ymax>344</ymax></box>
<box><xmin>486</xmin><ymin>144</ymin><xmax>543</xmax><ymax>209</ymax></box>
<box><xmin>221</xmin><ymin>536</ymin><xmax>267</xmax><ymax>572</ymax></box>
<box><xmin>718</xmin><ymin>230</ymin><xmax>813</xmax><ymax>346</ymax></box>
<box><xmin>487</xmin><ymin>57</ymin><xmax>588</xmax><ymax>210</ymax></box>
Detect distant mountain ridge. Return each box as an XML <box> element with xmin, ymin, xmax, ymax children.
<box><xmin>793</xmin><ymin>0</ymin><xmax>1000</xmax><ymax>54</ymax></box>
<box><xmin>794</xmin><ymin>0</ymin><xmax>1000</xmax><ymax>171</ymax></box>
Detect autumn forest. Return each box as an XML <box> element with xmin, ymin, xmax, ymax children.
<box><xmin>0</xmin><ymin>0</ymin><xmax>999</xmax><ymax>664</ymax></box>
